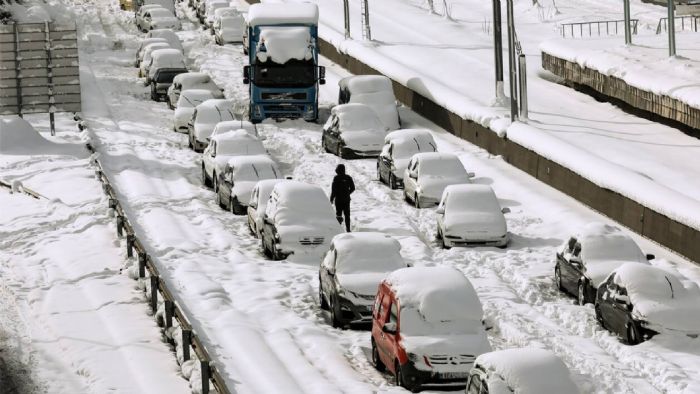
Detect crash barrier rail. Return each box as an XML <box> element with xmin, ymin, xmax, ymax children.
<box><xmin>0</xmin><ymin>178</ymin><xmax>45</xmax><ymax>199</ymax></box>
<box><xmin>80</xmin><ymin>117</ymin><xmax>230</xmax><ymax>394</ymax></box>
<box><xmin>656</xmin><ymin>15</ymin><xmax>700</xmax><ymax>33</ymax></box>
<box><xmin>559</xmin><ymin>19</ymin><xmax>638</xmax><ymax>38</ymax></box>
<box><xmin>290</xmin><ymin>31</ymin><xmax>700</xmax><ymax>264</ymax></box>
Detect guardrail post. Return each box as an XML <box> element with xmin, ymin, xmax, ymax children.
<box><xmin>138</xmin><ymin>252</ymin><xmax>147</xmax><ymax>278</ymax></box>
<box><xmin>182</xmin><ymin>329</ymin><xmax>191</xmax><ymax>362</ymax></box>
<box><xmin>108</xmin><ymin>198</ymin><xmax>117</xmax><ymax>210</ymax></box>
<box><xmin>126</xmin><ymin>234</ymin><xmax>135</xmax><ymax>258</ymax></box>
<box><xmin>164</xmin><ymin>300</ymin><xmax>174</xmax><ymax>328</ymax></box>
<box><xmin>623</xmin><ymin>0</ymin><xmax>631</xmax><ymax>44</ymax></box>
<box><xmin>201</xmin><ymin>360</ymin><xmax>210</xmax><ymax>394</ymax></box>
<box><xmin>150</xmin><ymin>275</ymin><xmax>159</xmax><ymax>312</ymax></box>
<box><xmin>343</xmin><ymin>0</ymin><xmax>350</xmax><ymax>39</ymax></box>
<box><xmin>518</xmin><ymin>53</ymin><xmax>528</xmax><ymax>120</ymax></box>
<box><xmin>116</xmin><ymin>215</ymin><xmax>124</xmax><ymax>237</ymax></box>
<box><xmin>668</xmin><ymin>0</ymin><xmax>676</xmax><ymax>56</ymax></box>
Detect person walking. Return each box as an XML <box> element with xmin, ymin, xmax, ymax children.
<box><xmin>330</xmin><ymin>164</ymin><xmax>355</xmax><ymax>232</ymax></box>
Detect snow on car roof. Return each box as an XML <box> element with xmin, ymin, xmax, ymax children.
<box><xmin>270</xmin><ymin>181</ymin><xmax>333</xmax><ymax>214</ymax></box>
<box><xmin>614</xmin><ymin>263</ymin><xmax>696</xmax><ymax>303</ymax></box>
<box><xmin>443</xmin><ymin>184</ymin><xmax>500</xmax><ymax>211</ymax></box>
<box><xmin>213</xmin><ymin>120</ymin><xmax>256</xmax><ymax>135</ymax></box>
<box><xmin>332</xmin><ymin>232</ymin><xmax>404</xmax><ymax>273</ymax></box>
<box><xmin>150</xmin><ymin>48</ymin><xmax>185</xmax><ymax>65</ymax></box>
<box><xmin>384</xmin><ymin>128</ymin><xmax>435</xmax><ymax>144</ymax></box>
<box><xmin>180</xmin><ymin>89</ymin><xmax>215</xmax><ymax>101</ymax></box>
<box><xmin>256</xmin><ymin>26</ymin><xmax>312</xmax><ymax>64</ymax></box>
<box><xmin>385</xmin><ymin>267</ymin><xmax>482</xmax><ymax>322</ymax></box>
<box><xmin>226</xmin><ymin>154</ymin><xmax>276</xmax><ymax>169</ymax></box>
<box><xmin>174</xmin><ymin>72</ymin><xmax>212</xmax><ymax>85</ymax></box>
<box><xmin>340</xmin><ymin>75</ymin><xmax>393</xmax><ymax>95</ymax></box>
<box><xmin>412</xmin><ymin>152</ymin><xmax>466</xmax><ymax>177</ymax></box>
<box><xmin>247</xmin><ymin>3</ymin><xmax>319</xmax><ymax>27</ymax></box>
<box><xmin>145</xmin><ymin>29</ymin><xmax>182</xmax><ymax>51</ymax></box>
<box><xmin>576</xmin><ymin>223</ymin><xmax>647</xmax><ymax>264</ymax></box>
<box><xmin>476</xmin><ymin>348</ymin><xmax>579</xmax><ymax>393</ymax></box>
<box><xmin>149</xmin><ymin>8</ymin><xmax>174</xmax><ymax>17</ymax></box>
<box><xmin>211</xmin><ymin>129</ymin><xmax>257</xmax><ymax>143</ymax></box>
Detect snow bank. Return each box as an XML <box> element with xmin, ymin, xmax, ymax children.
<box><xmin>8</xmin><ymin>0</ymin><xmax>76</xmax><ymax>24</ymax></box>
<box><xmin>0</xmin><ymin>117</ymin><xmax>85</xmax><ymax>157</ymax></box>
<box><xmin>256</xmin><ymin>26</ymin><xmax>312</xmax><ymax>64</ymax></box>
<box><xmin>247</xmin><ymin>3</ymin><xmax>318</xmax><ymax>27</ymax></box>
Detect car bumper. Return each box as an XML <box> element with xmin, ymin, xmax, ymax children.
<box><xmin>341</xmin><ymin>147</ymin><xmax>381</xmax><ymax>159</ymax></box>
<box><xmin>400</xmin><ymin>361</ymin><xmax>470</xmax><ymax>389</ymax></box>
<box><xmin>443</xmin><ymin>234</ymin><xmax>508</xmax><ymax>248</ymax></box>
<box><xmin>336</xmin><ymin>297</ymin><xmax>373</xmax><ymax>326</ymax></box>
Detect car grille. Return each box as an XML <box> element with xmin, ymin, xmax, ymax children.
<box><xmin>261</xmin><ymin>92</ymin><xmax>307</xmax><ymax>101</ymax></box>
<box><xmin>299</xmin><ymin>236</ymin><xmax>324</xmax><ymax>245</ymax></box>
<box><xmin>427</xmin><ymin>354</ymin><xmax>475</xmax><ymax>366</ymax></box>
<box><xmin>263</xmin><ymin>104</ymin><xmax>306</xmax><ymax>115</ymax></box>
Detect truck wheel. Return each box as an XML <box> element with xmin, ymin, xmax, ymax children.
<box><xmin>627</xmin><ymin>322</ymin><xmax>641</xmax><ymax>345</ymax></box>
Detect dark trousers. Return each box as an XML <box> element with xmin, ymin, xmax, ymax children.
<box><xmin>334</xmin><ymin>200</ymin><xmax>351</xmax><ymax>232</ymax></box>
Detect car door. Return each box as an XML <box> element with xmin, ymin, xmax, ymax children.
<box><xmin>329</xmin><ymin>118</ymin><xmax>341</xmax><ymax>152</ymax></box>
<box><xmin>597</xmin><ymin>275</ymin><xmax>620</xmax><ymax>333</ymax></box>
<box><xmin>219</xmin><ymin>165</ymin><xmax>233</xmax><ymax>203</ymax></box>
<box><xmin>204</xmin><ymin>140</ymin><xmax>216</xmax><ymax>178</ymax></box>
<box><xmin>320</xmin><ymin>247</ymin><xmax>337</xmax><ymax>305</ymax></box>
<box><xmin>247</xmin><ymin>186</ymin><xmax>259</xmax><ymax>232</ymax></box>
<box><xmin>561</xmin><ymin>240</ymin><xmax>582</xmax><ymax>294</ymax></box>
<box><xmin>608</xmin><ymin>283</ymin><xmax>632</xmax><ymax>336</ymax></box>
<box><xmin>403</xmin><ymin>158</ymin><xmax>418</xmax><ymax>197</ymax></box>
<box><xmin>436</xmin><ymin>190</ymin><xmax>448</xmax><ymax>231</ymax></box>
<box><xmin>378</xmin><ymin>144</ymin><xmax>391</xmax><ymax>181</ymax></box>
<box><xmin>374</xmin><ymin>292</ymin><xmax>394</xmax><ymax>370</ymax></box>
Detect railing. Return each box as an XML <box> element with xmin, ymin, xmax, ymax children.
<box><xmin>559</xmin><ymin>19</ymin><xmax>639</xmax><ymax>38</ymax></box>
<box><xmin>656</xmin><ymin>15</ymin><xmax>700</xmax><ymax>33</ymax></box>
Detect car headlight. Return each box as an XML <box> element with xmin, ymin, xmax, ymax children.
<box><xmin>407</xmin><ymin>353</ymin><xmax>419</xmax><ymax>362</ymax></box>
<box><xmin>253</xmin><ymin>105</ymin><xmax>262</xmax><ymax>117</ymax></box>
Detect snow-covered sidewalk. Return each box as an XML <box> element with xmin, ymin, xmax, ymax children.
<box><xmin>0</xmin><ymin>115</ymin><xmax>188</xmax><ymax>394</ymax></box>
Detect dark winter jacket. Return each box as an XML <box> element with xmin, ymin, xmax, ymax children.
<box><xmin>330</xmin><ymin>174</ymin><xmax>355</xmax><ymax>204</ymax></box>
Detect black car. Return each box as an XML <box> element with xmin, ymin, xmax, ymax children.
<box><xmin>215</xmin><ymin>155</ymin><xmax>280</xmax><ymax>215</ymax></box>
<box><xmin>554</xmin><ymin>225</ymin><xmax>653</xmax><ymax>305</ymax></box>
<box><xmin>377</xmin><ymin>130</ymin><xmax>436</xmax><ymax>190</ymax></box>
<box><xmin>594</xmin><ymin>272</ymin><xmax>650</xmax><ymax>345</ymax></box>
<box><xmin>150</xmin><ymin>68</ymin><xmax>187</xmax><ymax>101</ymax></box>
<box><xmin>321</xmin><ymin>104</ymin><xmax>385</xmax><ymax>159</ymax></box>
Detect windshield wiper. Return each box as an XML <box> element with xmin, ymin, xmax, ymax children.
<box><xmin>251</xmin><ymin>164</ymin><xmax>260</xmax><ymax>179</ymax></box>
<box><xmin>665</xmin><ymin>276</ymin><xmax>674</xmax><ymax>299</ymax></box>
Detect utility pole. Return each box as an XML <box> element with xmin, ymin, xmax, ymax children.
<box><xmin>492</xmin><ymin>0</ymin><xmax>505</xmax><ymax>101</ymax></box>
<box><xmin>343</xmin><ymin>0</ymin><xmax>351</xmax><ymax>39</ymax></box>
<box><xmin>668</xmin><ymin>0</ymin><xmax>676</xmax><ymax>56</ymax></box>
<box><xmin>506</xmin><ymin>0</ymin><xmax>517</xmax><ymax>121</ymax></box>
<box><xmin>623</xmin><ymin>0</ymin><xmax>631</xmax><ymax>45</ymax></box>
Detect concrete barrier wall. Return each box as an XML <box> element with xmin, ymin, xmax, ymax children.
<box><xmin>244</xmin><ymin>0</ymin><xmax>699</xmax><ymax>263</ymax></box>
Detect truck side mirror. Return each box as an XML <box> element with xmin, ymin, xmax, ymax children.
<box><xmin>319</xmin><ymin>66</ymin><xmax>326</xmax><ymax>85</ymax></box>
<box><xmin>243</xmin><ymin>65</ymin><xmax>250</xmax><ymax>84</ymax></box>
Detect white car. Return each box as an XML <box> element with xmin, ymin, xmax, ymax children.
<box><xmin>201</xmin><ymin>129</ymin><xmax>266</xmax><ymax>189</ymax></box>
<box><xmin>211</xmin><ymin>120</ymin><xmax>258</xmax><ymax>139</ymax></box>
<box><xmin>338</xmin><ymin>75</ymin><xmax>400</xmax><ymax>131</ymax></box>
<box><xmin>214</xmin><ymin>14</ymin><xmax>246</xmax><ymax>45</ymax></box>
<box><xmin>145</xmin><ymin>28</ymin><xmax>183</xmax><ymax>52</ymax></box>
<box><xmin>321</xmin><ymin>103</ymin><xmax>387</xmax><ymax>159</ymax></box>
<box><xmin>247</xmin><ymin>179</ymin><xmax>287</xmax><ymax>238</ymax></box>
<box><xmin>141</xmin><ymin>0</ymin><xmax>175</xmax><ymax>14</ymax></box>
<box><xmin>139</xmin><ymin>42</ymin><xmax>171</xmax><ymax>77</ymax></box>
<box><xmin>378</xmin><ymin>128</ymin><xmax>437</xmax><ymax>189</ymax></box>
<box><xmin>260</xmin><ymin>181</ymin><xmax>343</xmax><ymax>260</ymax></box>
<box><xmin>436</xmin><ymin>184</ymin><xmax>509</xmax><ymax>249</ymax></box>
<box><xmin>167</xmin><ymin>72</ymin><xmax>224</xmax><ymax>110</ymax></box>
<box><xmin>135</xmin><ymin>37</ymin><xmax>168</xmax><ymax>67</ymax></box>
<box><xmin>467</xmin><ymin>348</ymin><xmax>580</xmax><ymax>393</ymax></box>
<box><xmin>173</xmin><ymin>89</ymin><xmax>215</xmax><ymax>133</ymax></box>
<box><xmin>319</xmin><ymin>232</ymin><xmax>409</xmax><ymax>328</ymax></box>
<box><xmin>403</xmin><ymin>152</ymin><xmax>474</xmax><ymax>208</ymax></box>
<box><xmin>187</xmin><ymin>99</ymin><xmax>238</xmax><ymax>152</ymax></box>
<box><xmin>216</xmin><ymin>155</ymin><xmax>281</xmax><ymax>215</ymax></box>
<box><xmin>137</xmin><ymin>7</ymin><xmax>181</xmax><ymax>32</ymax></box>
<box><xmin>204</xmin><ymin>0</ymin><xmax>229</xmax><ymax>28</ymax></box>
<box><xmin>596</xmin><ymin>263</ymin><xmax>700</xmax><ymax>344</ymax></box>
<box><xmin>145</xmin><ymin>48</ymin><xmax>186</xmax><ymax>85</ymax></box>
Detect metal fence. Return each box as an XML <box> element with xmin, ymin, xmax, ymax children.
<box><xmin>656</xmin><ymin>15</ymin><xmax>700</xmax><ymax>33</ymax></box>
<box><xmin>559</xmin><ymin>19</ymin><xmax>639</xmax><ymax>38</ymax></box>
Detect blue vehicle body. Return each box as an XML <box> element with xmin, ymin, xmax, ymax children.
<box><xmin>244</xmin><ymin>20</ymin><xmax>325</xmax><ymax>123</ymax></box>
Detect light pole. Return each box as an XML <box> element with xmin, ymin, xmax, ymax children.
<box><xmin>668</xmin><ymin>0</ymin><xmax>676</xmax><ymax>56</ymax></box>
<box><xmin>492</xmin><ymin>0</ymin><xmax>505</xmax><ymax>101</ymax></box>
<box><xmin>506</xmin><ymin>0</ymin><xmax>517</xmax><ymax>121</ymax></box>
<box><xmin>623</xmin><ymin>0</ymin><xmax>631</xmax><ymax>45</ymax></box>
<box><xmin>343</xmin><ymin>0</ymin><xmax>351</xmax><ymax>39</ymax></box>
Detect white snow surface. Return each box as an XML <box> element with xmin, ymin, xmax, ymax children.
<box><xmin>440</xmin><ymin>184</ymin><xmax>507</xmax><ymax>239</ymax></box>
<box><xmin>246</xmin><ymin>2</ymin><xmax>319</xmax><ymax>27</ymax></box>
<box><xmin>256</xmin><ymin>26</ymin><xmax>313</xmax><ymax>64</ymax></box>
<box><xmin>333</xmin><ymin>232</ymin><xmax>405</xmax><ymax>274</ymax></box>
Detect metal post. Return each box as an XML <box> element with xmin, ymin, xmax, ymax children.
<box><xmin>138</xmin><ymin>252</ymin><xmax>146</xmax><ymax>278</ymax></box>
<box><xmin>201</xmin><ymin>360</ymin><xmax>210</xmax><ymax>394</ymax></box>
<box><xmin>116</xmin><ymin>215</ymin><xmax>124</xmax><ymax>237</ymax></box>
<box><xmin>13</xmin><ymin>23</ymin><xmax>23</xmax><ymax>117</ymax></box>
<box><xmin>182</xmin><ymin>329</ymin><xmax>191</xmax><ymax>362</ymax></box>
<box><xmin>343</xmin><ymin>0</ymin><xmax>351</xmax><ymax>39</ymax></box>
<box><xmin>164</xmin><ymin>300</ymin><xmax>174</xmax><ymax>328</ymax></box>
<box><xmin>506</xmin><ymin>0</ymin><xmax>517</xmax><ymax>121</ymax></box>
<box><xmin>44</xmin><ymin>22</ymin><xmax>56</xmax><ymax>136</ymax></box>
<box><xmin>150</xmin><ymin>275</ymin><xmax>159</xmax><ymax>312</ymax></box>
<box><xmin>126</xmin><ymin>234</ymin><xmax>135</xmax><ymax>258</ymax></box>
<box><xmin>362</xmin><ymin>0</ymin><xmax>372</xmax><ymax>40</ymax></box>
<box><xmin>492</xmin><ymin>0</ymin><xmax>505</xmax><ymax>101</ymax></box>
<box><xmin>624</xmin><ymin>0</ymin><xmax>632</xmax><ymax>44</ymax></box>
<box><xmin>668</xmin><ymin>0</ymin><xmax>676</xmax><ymax>56</ymax></box>
<box><xmin>518</xmin><ymin>54</ymin><xmax>528</xmax><ymax>120</ymax></box>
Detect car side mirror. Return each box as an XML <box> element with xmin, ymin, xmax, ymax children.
<box><xmin>501</xmin><ymin>207</ymin><xmax>510</xmax><ymax>214</ymax></box>
<box><xmin>409</xmin><ymin>171</ymin><xmax>417</xmax><ymax>179</ymax></box>
<box><xmin>467</xmin><ymin>172</ymin><xmax>476</xmax><ymax>178</ymax></box>
<box><xmin>243</xmin><ymin>65</ymin><xmax>250</xmax><ymax>84</ymax></box>
<box><xmin>614</xmin><ymin>294</ymin><xmax>631</xmax><ymax>309</ymax></box>
<box><xmin>435</xmin><ymin>206</ymin><xmax>445</xmax><ymax>214</ymax></box>
<box><xmin>382</xmin><ymin>322</ymin><xmax>397</xmax><ymax>334</ymax></box>
<box><xmin>327</xmin><ymin>267</ymin><xmax>335</xmax><ymax>276</ymax></box>
<box><xmin>646</xmin><ymin>254</ymin><xmax>655</xmax><ymax>261</ymax></box>
<box><xmin>318</xmin><ymin>66</ymin><xmax>326</xmax><ymax>85</ymax></box>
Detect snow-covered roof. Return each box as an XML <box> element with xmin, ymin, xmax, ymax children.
<box><xmin>384</xmin><ymin>128</ymin><xmax>435</xmax><ymax>144</ymax></box>
<box><xmin>194</xmin><ymin>99</ymin><xmax>237</xmax><ymax>123</ymax></box>
<box><xmin>256</xmin><ymin>26</ymin><xmax>312</xmax><ymax>64</ymax></box>
<box><xmin>442</xmin><ymin>184</ymin><xmax>500</xmax><ymax>212</ymax></box>
<box><xmin>215</xmin><ymin>132</ymin><xmax>265</xmax><ymax>156</ymax></box>
<box><xmin>247</xmin><ymin>3</ymin><xmax>319</xmax><ymax>27</ymax></box>
<box><xmin>332</xmin><ymin>232</ymin><xmax>404</xmax><ymax>274</ymax></box>
<box><xmin>212</xmin><ymin>120</ymin><xmax>256</xmax><ymax>137</ymax></box>
<box><xmin>413</xmin><ymin>152</ymin><xmax>466</xmax><ymax>176</ymax></box>
<box><xmin>178</xmin><ymin>89</ymin><xmax>215</xmax><ymax>106</ymax></box>
<box><xmin>150</xmin><ymin>48</ymin><xmax>186</xmax><ymax>68</ymax></box>
<box><xmin>145</xmin><ymin>29</ymin><xmax>182</xmax><ymax>51</ymax></box>
<box><xmin>385</xmin><ymin>267</ymin><xmax>482</xmax><ymax>322</ymax></box>
<box><xmin>576</xmin><ymin>223</ymin><xmax>647</xmax><ymax>264</ymax></box>
<box><xmin>174</xmin><ymin>72</ymin><xmax>211</xmax><ymax>85</ymax></box>
<box><xmin>332</xmin><ymin>103</ymin><xmax>384</xmax><ymax>132</ymax></box>
<box><xmin>475</xmin><ymin>348</ymin><xmax>579</xmax><ymax>393</ymax></box>
<box><xmin>340</xmin><ymin>75</ymin><xmax>393</xmax><ymax>95</ymax></box>
<box><xmin>149</xmin><ymin>8</ymin><xmax>175</xmax><ymax>18</ymax></box>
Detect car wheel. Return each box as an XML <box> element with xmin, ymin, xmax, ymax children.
<box><xmin>336</xmin><ymin>143</ymin><xmax>344</xmax><ymax>159</ymax></box>
<box><xmin>377</xmin><ymin>164</ymin><xmax>382</xmax><ymax>183</ymax></box>
<box><xmin>230</xmin><ymin>196</ymin><xmax>245</xmax><ymax>215</ymax></box>
<box><xmin>554</xmin><ymin>266</ymin><xmax>563</xmax><ymax>291</ymax></box>
<box><xmin>319</xmin><ymin>281</ymin><xmax>328</xmax><ymax>310</ymax></box>
<box><xmin>577</xmin><ymin>281</ymin><xmax>587</xmax><ymax>305</ymax></box>
<box><xmin>150</xmin><ymin>84</ymin><xmax>157</xmax><ymax>101</ymax></box>
<box><xmin>248</xmin><ymin>220</ymin><xmax>256</xmax><ymax>236</ymax></box>
<box><xmin>371</xmin><ymin>340</ymin><xmax>385</xmax><ymax>372</ymax></box>
<box><xmin>261</xmin><ymin>235</ymin><xmax>271</xmax><ymax>258</ymax></box>
<box><xmin>395</xmin><ymin>362</ymin><xmax>417</xmax><ymax>392</ymax></box>
<box><xmin>389</xmin><ymin>173</ymin><xmax>397</xmax><ymax>190</ymax></box>
<box><xmin>414</xmin><ymin>193</ymin><xmax>421</xmax><ymax>209</ymax></box>
<box><xmin>201</xmin><ymin>166</ymin><xmax>212</xmax><ymax>187</ymax></box>
<box><xmin>330</xmin><ymin>297</ymin><xmax>342</xmax><ymax>328</ymax></box>
<box><xmin>627</xmin><ymin>321</ymin><xmax>641</xmax><ymax>345</ymax></box>
<box><xmin>595</xmin><ymin>304</ymin><xmax>605</xmax><ymax>328</ymax></box>
<box><xmin>188</xmin><ymin>134</ymin><xmax>194</xmax><ymax>150</ymax></box>
<box><xmin>404</xmin><ymin>190</ymin><xmax>410</xmax><ymax>203</ymax></box>
<box><xmin>167</xmin><ymin>99</ymin><xmax>174</xmax><ymax>110</ymax></box>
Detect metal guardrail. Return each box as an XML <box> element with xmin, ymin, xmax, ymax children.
<box><xmin>656</xmin><ymin>15</ymin><xmax>700</xmax><ymax>33</ymax></box>
<box><xmin>559</xmin><ymin>19</ymin><xmax>639</xmax><ymax>38</ymax></box>
<box><xmin>0</xmin><ymin>178</ymin><xmax>46</xmax><ymax>199</ymax></box>
<box><xmin>82</xmin><ymin>130</ymin><xmax>231</xmax><ymax>394</ymax></box>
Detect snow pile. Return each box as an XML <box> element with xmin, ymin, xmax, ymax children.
<box><xmin>333</xmin><ymin>232</ymin><xmax>404</xmax><ymax>274</ymax></box>
<box><xmin>247</xmin><ymin>3</ymin><xmax>319</xmax><ymax>27</ymax></box>
<box><xmin>0</xmin><ymin>117</ymin><xmax>85</xmax><ymax>157</ymax></box>
<box><xmin>7</xmin><ymin>0</ymin><xmax>75</xmax><ymax>24</ymax></box>
<box><xmin>476</xmin><ymin>348</ymin><xmax>580</xmax><ymax>393</ymax></box>
<box><xmin>256</xmin><ymin>26</ymin><xmax>313</xmax><ymax>64</ymax></box>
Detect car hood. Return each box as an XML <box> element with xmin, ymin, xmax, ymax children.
<box><xmin>194</xmin><ymin>123</ymin><xmax>216</xmax><ymax>140</ymax></box>
<box><xmin>336</xmin><ymin>272</ymin><xmax>386</xmax><ymax>299</ymax></box>
<box><xmin>341</xmin><ymin>129</ymin><xmax>384</xmax><ymax>151</ymax></box>
<box><xmin>231</xmin><ymin>181</ymin><xmax>258</xmax><ymax>205</ymax></box>
<box><xmin>444</xmin><ymin>212</ymin><xmax>506</xmax><ymax>237</ymax></box>
<box><xmin>635</xmin><ymin>300</ymin><xmax>700</xmax><ymax>335</ymax></box>
<box><xmin>418</xmin><ymin>176</ymin><xmax>469</xmax><ymax>199</ymax></box>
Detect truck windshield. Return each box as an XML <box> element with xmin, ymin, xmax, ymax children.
<box><xmin>253</xmin><ymin>59</ymin><xmax>315</xmax><ymax>88</ymax></box>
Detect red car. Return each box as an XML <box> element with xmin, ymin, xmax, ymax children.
<box><xmin>370</xmin><ymin>267</ymin><xmax>491</xmax><ymax>392</ymax></box>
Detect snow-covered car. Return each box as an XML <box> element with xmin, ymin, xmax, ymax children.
<box><xmin>145</xmin><ymin>28</ymin><xmax>183</xmax><ymax>53</ymax></box>
<box><xmin>371</xmin><ymin>267</ymin><xmax>492</xmax><ymax>392</ymax></box>
<box><xmin>211</xmin><ymin>120</ymin><xmax>258</xmax><ymax>139</ymax></box>
<box><xmin>322</xmin><ymin>103</ymin><xmax>387</xmax><ymax>159</ymax></box>
<box><xmin>201</xmin><ymin>129</ymin><xmax>266</xmax><ymax>189</ymax></box>
<box><xmin>319</xmin><ymin>232</ymin><xmax>408</xmax><ymax>328</ymax></box>
<box><xmin>135</xmin><ymin>37</ymin><xmax>168</xmax><ymax>67</ymax></box>
<box><xmin>378</xmin><ymin>129</ymin><xmax>437</xmax><ymax>189</ymax></box>
<box><xmin>338</xmin><ymin>75</ymin><xmax>400</xmax><ymax>131</ymax></box>
<box><xmin>149</xmin><ymin>67</ymin><xmax>187</xmax><ymax>102</ymax></box>
<box><xmin>261</xmin><ymin>181</ymin><xmax>343</xmax><ymax>260</ymax></box>
<box><xmin>197</xmin><ymin>0</ymin><xmax>226</xmax><ymax>23</ymax></box>
<box><xmin>595</xmin><ymin>263</ymin><xmax>700</xmax><ymax>344</ymax></box>
<box><xmin>204</xmin><ymin>0</ymin><xmax>230</xmax><ymax>28</ymax></box>
<box><xmin>187</xmin><ymin>99</ymin><xmax>238</xmax><ymax>152</ymax></box>
<box><xmin>466</xmin><ymin>348</ymin><xmax>580</xmax><ymax>394</ymax></box>
<box><xmin>246</xmin><ymin>179</ymin><xmax>287</xmax><ymax>238</ymax></box>
<box><xmin>403</xmin><ymin>152</ymin><xmax>474</xmax><ymax>208</ymax></box>
<box><xmin>145</xmin><ymin>48</ymin><xmax>186</xmax><ymax>93</ymax></box>
<box><xmin>140</xmin><ymin>0</ymin><xmax>175</xmax><ymax>15</ymax></box>
<box><xmin>555</xmin><ymin>223</ymin><xmax>654</xmax><ymax>305</ymax></box>
<box><xmin>215</xmin><ymin>155</ymin><xmax>281</xmax><ymax>214</ymax></box>
<box><xmin>167</xmin><ymin>72</ymin><xmax>224</xmax><ymax>110</ymax></box>
<box><xmin>138</xmin><ymin>42</ymin><xmax>171</xmax><ymax>77</ymax></box>
<box><xmin>136</xmin><ymin>7</ymin><xmax>181</xmax><ymax>32</ymax></box>
<box><xmin>213</xmin><ymin>15</ymin><xmax>246</xmax><ymax>45</ymax></box>
<box><xmin>173</xmin><ymin>89</ymin><xmax>215</xmax><ymax>133</ymax></box>
<box><xmin>436</xmin><ymin>184</ymin><xmax>510</xmax><ymax>249</ymax></box>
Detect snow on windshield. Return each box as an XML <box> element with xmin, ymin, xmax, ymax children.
<box><xmin>400</xmin><ymin>306</ymin><xmax>481</xmax><ymax>336</ymax></box>
<box><xmin>256</xmin><ymin>27</ymin><xmax>312</xmax><ymax>64</ymax></box>
<box><xmin>334</xmin><ymin>234</ymin><xmax>404</xmax><ymax>274</ymax></box>
<box><xmin>234</xmin><ymin>161</ymin><xmax>279</xmax><ymax>182</ymax></box>
<box><xmin>197</xmin><ymin>101</ymin><xmax>236</xmax><ymax>123</ymax></box>
<box><xmin>582</xmin><ymin>234</ymin><xmax>646</xmax><ymax>263</ymax></box>
<box><xmin>217</xmin><ymin>138</ymin><xmax>265</xmax><ymax>156</ymax></box>
<box><xmin>445</xmin><ymin>185</ymin><xmax>500</xmax><ymax>213</ymax></box>
<box><xmin>337</xmin><ymin>106</ymin><xmax>383</xmax><ymax>132</ymax></box>
<box><xmin>177</xmin><ymin>90</ymin><xmax>214</xmax><ymax>108</ymax></box>
<box><xmin>419</xmin><ymin>155</ymin><xmax>466</xmax><ymax>177</ymax></box>
<box><xmin>150</xmin><ymin>8</ymin><xmax>173</xmax><ymax>18</ymax></box>
<box><xmin>392</xmin><ymin>137</ymin><xmax>436</xmax><ymax>159</ymax></box>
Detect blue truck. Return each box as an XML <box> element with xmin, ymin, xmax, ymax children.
<box><xmin>243</xmin><ymin>3</ymin><xmax>325</xmax><ymax>123</ymax></box>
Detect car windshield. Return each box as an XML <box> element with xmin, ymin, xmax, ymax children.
<box><xmin>253</xmin><ymin>59</ymin><xmax>315</xmax><ymax>88</ymax></box>
<box><xmin>197</xmin><ymin>104</ymin><xmax>236</xmax><ymax>123</ymax></box>
<box><xmin>336</xmin><ymin>246</ymin><xmax>403</xmax><ymax>275</ymax></box>
<box><xmin>393</xmin><ymin>138</ymin><xmax>436</xmax><ymax>159</ymax></box>
<box><xmin>420</xmin><ymin>158</ymin><xmax>465</xmax><ymax>177</ymax></box>
<box><xmin>154</xmin><ymin>69</ymin><xmax>185</xmax><ymax>83</ymax></box>
<box><xmin>582</xmin><ymin>235</ymin><xmax>646</xmax><ymax>263</ymax></box>
<box><xmin>217</xmin><ymin>139</ymin><xmax>265</xmax><ymax>156</ymax></box>
<box><xmin>178</xmin><ymin>92</ymin><xmax>214</xmax><ymax>108</ymax></box>
<box><xmin>446</xmin><ymin>190</ymin><xmax>499</xmax><ymax>213</ymax></box>
<box><xmin>400</xmin><ymin>306</ymin><xmax>480</xmax><ymax>336</ymax></box>
<box><xmin>234</xmin><ymin>163</ymin><xmax>279</xmax><ymax>182</ymax></box>
<box><xmin>338</xmin><ymin>111</ymin><xmax>383</xmax><ymax>132</ymax></box>
<box><xmin>150</xmin><ymin>9</ymin><xmax>173</xmax><ymax>18</ymax></box>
